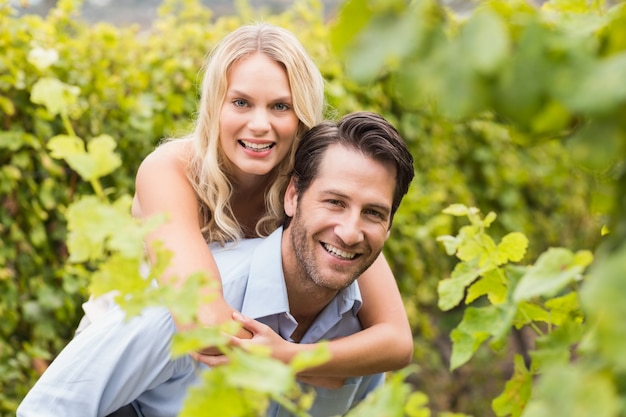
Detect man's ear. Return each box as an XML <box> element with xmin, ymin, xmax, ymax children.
<box><xmin>284</xmin><ymin>177</ymin><xmax>298</xmax><ymax>217</ymax></box>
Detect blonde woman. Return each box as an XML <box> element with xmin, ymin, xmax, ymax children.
<box><xmin>132</xmin><ymin>23</ymin><xmax>412</xmax><ymax>386</ymax></box>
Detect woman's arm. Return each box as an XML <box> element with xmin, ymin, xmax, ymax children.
<box><xmin>133</xmin><ymin>140</ymin><xmax>251</xmax><ymax>339</ymax></box>
<box><xmin>317</xmin><ymin>253</ymin><xmax>414</xmax><ymax>375</ymax></box>
<box><xmin>199</xmin><ymin>253</ymin><xmax>413</xmax><ymax>380</ymax></box>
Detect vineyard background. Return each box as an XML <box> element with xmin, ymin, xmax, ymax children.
<box><xmin>2</xmin><ymin>0</ymin><xmax>625</xmax><ymax>416</ymax></box>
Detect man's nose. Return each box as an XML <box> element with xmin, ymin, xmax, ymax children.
<box><xmin>334</xmin><ymin>213</ymin><xmax>364</xmax><ymax>246</ymax></box>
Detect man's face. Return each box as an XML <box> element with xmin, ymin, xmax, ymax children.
<box><xmin>283</xmin><ymin>144</ymin><xmax>396</xmax><ymax>292</ymax></box>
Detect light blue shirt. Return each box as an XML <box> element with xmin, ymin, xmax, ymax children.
<box><xmin>17</xmin><ymin>228</ymin><xmax>383</xmax><ymax>417</ymax></box>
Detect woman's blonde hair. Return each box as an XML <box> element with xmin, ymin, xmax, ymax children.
<box><xmin>188</xmin><ymin>23</ymin><xmax>325</xmax><ymax>244</ymax></box>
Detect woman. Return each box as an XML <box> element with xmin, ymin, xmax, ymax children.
<box><xmin>131</xmin><ymin>23</ymin><xmax>413</xmax><ymax>386</ymax></box>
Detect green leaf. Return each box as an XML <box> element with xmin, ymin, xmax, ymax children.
<box><xmin>566</xmin><ymin>119</ymin><xmax>624</xmax><ymax>172</ymax></box>
<box><xmin>520</xmin><ymin>365</ymin><xmax>620</xmax><ymax>417</ymax></box>
<box><xmin>438</xmin><ymin>260</ymin><xmax>483</xmax><ymax>311</ymax></box>
<box><xmin>226</xmin><ymin>348</ymin><xmax>295</xmax><ymax>396</ymax></box>
<box><xmin>30</xmin><ymin>77</ymin><xmax>80</xmax><ymax>117</ymax></box>
<box><xmin>449</xmin><ymin>304</ymin><xmax>516</xmax><ymax>370</ymax></box>
<box><xmin>564</xmin><ymin>53</ymin><xmax>626</xmax><ymax>115</ymax></box>
<box><xmin>466</xmin><ymin>268</ymin><xmax>507</xmax><ymax>305</ymax></box>
<box><xmin>344</xmin><ymin>367</ymin><xmax>419</xmax><ymax>417</ymax></box>
<box><xmin>89</xmin><ymin>253</ymin><xmax>149</xmax><ymax>297</ymax></box>
<box><xmin>171</xmin><ymin>325</ymin><xmax>231</xmax><ymax>358</ymax></box>
<box><xmin>496</xmin><ymin>232</ymin><xmax>528</xmax><ymax>265</ymax></box>
<box><xmin>343</xmin><ymin>11</ymin><xmax>421</xmax><ymax>83</ymax></box>
<box><xmin>329</xmin><ymin>0</ymin><xmax>373</xmax><ymax>56</ymax></box>
<box><xmin>437</xmin><ymin>235</ymin><xmax>461</xmax><ymax>256</ymax></box>
<box><xmin>544</xmin><ymin>292</ymin><xmax>581</xmax><ymax>326</ymax></box>
<box><xmin>530</xmin><ymin>320</ymin><xmax>585</xmax><ymax>370</ymax></box>
<box><xmin>513</xmin><ymin>248</ymin><xmax>590</xmax><ymax>302</ymax></box>
<box><xmin>580</xmin><ymin>242</ymin><xmax>626</xmax><ymax>371</ymax></box>
<box><xmin>288</xmin><ymin>342</ymin><xmax>332</xmax><ymax>374</ymax></box>
<box><xmin>48</xmin><ymin>134</ymin><xmax>122</xmax><ymax>181</ymax></box>
<box><xmin>442</xmin><ymin>204</ymin><xmax>477</xmax><ymax>217</ymax></box>
<box><xmin>460</xmin><ymin>9</ymin><xmax>510</xmax><ymax>75</ymax></box>
<box><xmin>87</xmin><ymin>135</ymin><xmax>123</xmax><ymax>179</ymax></box>
<box><xmin>492</xmin><ymin>355</ymin><xmax>533</xmax><ymax>417</ymax></box>
<box><xmin>513</xmin><ymin>302</ymin><xmax>551</xmax><ymax>328</ymax></box>
<box><xmin>0</xmin><ymin>95</ymin><xmax>15</xmax><ymax>116</ymax></box>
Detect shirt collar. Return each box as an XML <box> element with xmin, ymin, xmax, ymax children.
<box><xmin>240</xmin><ymin>227</ymin><xmax>363</xmax><ymax>324</ymax></box>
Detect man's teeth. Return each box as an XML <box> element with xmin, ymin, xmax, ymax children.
<box><xmin>323</xmin><ymin>243</ymin><xmax>356</xmax><ymax>260</ymax></box>
<box><xmin>240</xmin><ymin>140</ymin><xmax>273</xmax><ymax>151</ymax></box>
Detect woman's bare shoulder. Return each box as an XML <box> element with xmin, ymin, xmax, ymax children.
<box><xmin>141</xmin><ymin>138</ymin><xmax>194</xmax><ymax>169</ymax></box>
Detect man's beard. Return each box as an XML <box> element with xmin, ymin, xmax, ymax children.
<box><xmin>289</xmin><ymin>206</ymin><xmax>373</xmax><ymax>292</ymax></box>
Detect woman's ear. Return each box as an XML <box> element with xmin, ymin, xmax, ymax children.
<box><xmin>284</xmin><ymin>177</ymin><xmax>298</xmax><ymax>217</ymax></box>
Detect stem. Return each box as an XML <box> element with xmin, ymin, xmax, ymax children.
<box><xmin>90</xmin><ymin>178</ymin><xmax>105</xmax><ymax>200</ymax></box>
<box><xmin>521</xmin><ymin>307</ymin><xmax>545</xmax><ymax>337</ymax></box>
<box><xmin>61</xmin><ymin>111</ymin><xmax>76</xmax><ymax>137</ymax></box>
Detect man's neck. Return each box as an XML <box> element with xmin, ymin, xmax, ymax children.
<box><xmin>286</xmin><ymin>287</ymin><xmax>335</xmax><ymax>343</ymax></box>
<box><xmin>281</xmin><ymin>232</ymin><xmax>338</xmax><ymax>342</ymax></box>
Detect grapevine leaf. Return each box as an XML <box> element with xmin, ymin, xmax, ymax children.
<box><xmin>496</xmin><ymin>232</ymin><xmax>529</xmax><ymax>265</ymax></box>
<box><xmin>344</xmin><ymin>368</ymin><xmax>420</xmax><ymax>417</ymax></box>
<box><xmin>437</xmin><ymin>235</ymin><xmax>460</xmax><ymax>256</ymax></box>
<box><xmin>520</xmin><ymin>365</ymin><xmax>620</xmax><ymax>417</ymax></box>
<box><xmin>492</xmin><ymin>355</ymin><xmax>532</xmax><ymax>417</ymax></box>
<box><xmin>438</xmin><ymin>260</ymin><xmax>482</xmax><ymax>311</ymax></box>
<box><xmin>530</xmin><ymin>320</ymin><xmax>585</xmax><ymax>370</ymax></box>
<box><xmin>580</xmin><ymin>242</ymin><xmax>626</xmax><ymax>371</ymax></box>
<box><xmin>466</xmin><ymin>268</ymin><xmax>507</xmax><ymax>305</ymax></box>
<box><xmin>27</xmin><ymin>47</ymin><xmax>59</xmax><ymax>71</ymax></box>
<box><xmin>513</xmin><ymin>248</ymin><xmax>590</xmax><ymax>302</ymax></box>
<box><xmin>461</xmin><ymin>9</ymin><xmax>510</xmax><ymax>75</ymax></box>
<box><xmin>89</xmin><ymin>252</ymin><xmax>149</xmax><ymax>297</ymax></box>
<box><xmin>225</xmin><ymin>348</ymin><xmax>295</xmax><ymax>396</ymax></box>
<box><xmin>544</xmin><ymin>292</ymin><xmax>581</xmax><ymax>326</ymax></box>
<box><xmin>171</xmin><ymin>325</ymin><xmax>231</xmax><ymax>358</ymax></box>
<box><xmin>48</xmin><ymin>134</ymin><xmax>122</xmax><ymax>181</ymax></box>
<box><xmin>449</xmin><ymin>304</ymin><xmax>516</xmax><ymax>370</ymax></box>
<box><xmin>86</xmin><ymin>135</ymin><xmax>123</xmax><ymax>179</ymax></box>
<box><xmin>450</xmin><ymin>326</ymin><xmax>490</xmax><ymax>371</ymax></box>
<box><xmin>30</xmin><ymin>77</ymin><xmax>80</xmax><ymax>117</ymax></box>
<box><xmin>65</xmin><ymin>196</ymin><xmax>122</xmax><ymax>262</ymax></box>
<box><xmin>288</xmin><ymin>342</ymin><xmax>332</xmax><ymax>374</ymax></box>
<box><xmin>442</xmin><ymin>203</ymin><xmax>474</xmax><ymax>217</ymax></box>
<box><xmin>513</xmin><ymin>302</ymin><xmax>551</xmax><ymax>329</ymax></box>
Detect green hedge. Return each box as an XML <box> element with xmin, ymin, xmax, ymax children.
<box><xmin>0</xmin><ymin>0</ymin><xmax>604</xmax><ymax>415</ymax></box>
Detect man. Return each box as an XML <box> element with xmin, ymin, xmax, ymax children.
<box><xmin>17</xmin><ymin>111</ymin><xmax>415</xmax><ymax>417</ymax></box>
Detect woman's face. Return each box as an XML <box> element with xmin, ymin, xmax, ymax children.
<box><xmin>219</xmin><ymin>53</ymin><xmax>300</xmax><ymax>181</ymax></box>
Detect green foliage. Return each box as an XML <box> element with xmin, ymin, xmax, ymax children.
<box><xmin>2</xmin><ymin>0</ymin><xmax>621</xmax><ymax>415</ymax></box>
<box><xmin>435</xmin><ymin>204</ymin><xmax>592</xmax><ymax>413</ymax></box>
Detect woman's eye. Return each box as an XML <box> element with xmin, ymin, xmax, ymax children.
<box><xmin>233</xmin><ymin>99</ymin><xmax>247</xmax><ymax>107</ymax></box>
<box><xmin>274</xmin><ymin>103</ymin><xmax>290</xmax><ymax>111</ymax></box>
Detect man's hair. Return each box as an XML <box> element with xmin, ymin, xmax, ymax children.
<box><xmin>286</xmin><ymin>111</ymin><xmax>414</xmax><ymax>227</ymax></box>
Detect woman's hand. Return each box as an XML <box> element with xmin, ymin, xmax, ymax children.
<box><xmin>229</xmin><ymin>312</ymin><xmax>294</xmax><ymax>361</ymax></box>
<box><xmin>191</xmin><ymin>312</ymin><xmax>290</xmax><ymax>367</ymax></box>
<box><xmin>192</xmin><ymin>312</ymin><xmax>346</xmax><ymax>388</ymax></box>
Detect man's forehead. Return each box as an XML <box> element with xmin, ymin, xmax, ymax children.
<box><xmin>308</xmin><ymin>144</ymin><xmax>396</xmax><ymax>205</ymax></box>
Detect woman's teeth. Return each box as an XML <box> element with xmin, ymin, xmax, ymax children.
<box><xmin>239</xmin><ymin>140</ymin><xmax>274</xmax><ymax>151</ymax></box>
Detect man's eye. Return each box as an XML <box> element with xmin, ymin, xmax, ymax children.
<box><xmin>364</xmin><ymin>209</ymin><xmax>385</xmax><ymax>219</ymax></box>
<box><xmin>326</xmin><ymin>199</ymin><xmax>342</xmax><ymax>206</ymax></box>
